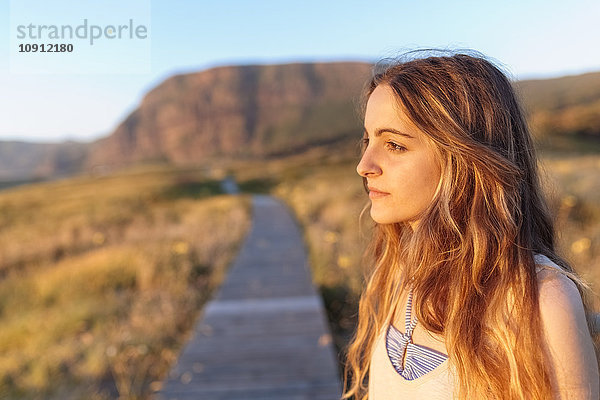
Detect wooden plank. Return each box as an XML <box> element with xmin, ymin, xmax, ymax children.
<box><xmin>156</xmin><ymin>195</ymin><xmax>342</xmax><ymax>400</ymax></box>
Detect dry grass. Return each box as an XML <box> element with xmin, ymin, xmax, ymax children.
<box><xmin>1</xmin><ymin>148</ymin><xmax>597</xmax><ymax>398</ymax></box>
<box><xmin>542</xmin><ymin>154</ymin><xmax>600</xmax><ymax>307</ymax></box>
<box><xmin>0</xmin><ymin>163</ymin><xmax>251</xmax><ymax>399</ymax></box>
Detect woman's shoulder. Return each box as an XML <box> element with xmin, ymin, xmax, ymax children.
<box><xmin>533</xmin><ymin>254</ymin><xmax>581</xmax><ymax>310</ymax></box>
<box><xmin>532</xmin><ymin>253</ymin><xmax>589</xmax><ymax>349</ymax></box>
<box><xmin>533</xmin><ymin>255</ymin><xmax>600</xmax><ymax>398</ymax></box>
<box><xmin>533</xmin><ymin>253</ymin><xmax>563</xmax><ymax>274</ymax></box>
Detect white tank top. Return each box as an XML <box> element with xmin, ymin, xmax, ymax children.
<box><xmin>368</xmin><ymin>254</ymin><xmax>561</xmax><ymax>399</ymax></box>
<box><xmin>369</xmin><ymin>322</ymin><xmax>457</xmax><ymax>399</ymax></box>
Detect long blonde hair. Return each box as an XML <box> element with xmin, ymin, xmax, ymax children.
<box><xmin>342</xmin><ymin>50</ymin><xmax>599</xmax><ymax>400</ymax></box>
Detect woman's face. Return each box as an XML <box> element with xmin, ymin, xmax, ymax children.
<box><xmin>356</xmin><ymin>84</ymin><xmax>442</xmax><ymax>226</ymax></box>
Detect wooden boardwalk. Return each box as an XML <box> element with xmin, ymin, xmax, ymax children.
<box><xmin>156</xmin><ymin>195</ymin><xmax>342</xmax><ymax>400</ymax></box>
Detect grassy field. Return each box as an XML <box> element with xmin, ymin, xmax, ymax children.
<box><xmin>0</xmin><ymin>163</ymin><xmax>252</xmax><ymax>399</ymax></box>
<box><xmin>0</xmin><ymin>146</ymin><xmax>598</xmax><ymax>399</ymax></box>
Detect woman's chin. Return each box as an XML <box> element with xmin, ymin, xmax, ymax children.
<box><xmin>370</xmin><ymin>210</ymin><xmax>400</xmax><ymax>225</ymax></box>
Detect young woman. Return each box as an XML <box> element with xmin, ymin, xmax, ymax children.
<box><xmin>342</xmin><ymin>51</ymin><xmax>600</xmax><ymax>399</ymax></box>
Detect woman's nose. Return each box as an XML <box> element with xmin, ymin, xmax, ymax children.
<box><xmin>356</xmin><ymin>149</ymin><xmax>382</xmax><ymax>177</ymax></box>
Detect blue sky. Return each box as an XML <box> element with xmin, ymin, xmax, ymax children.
<box><xmin>1</xmin><ymin>0</ymin><xmax>599</xmax><ymax>143</ymax></box>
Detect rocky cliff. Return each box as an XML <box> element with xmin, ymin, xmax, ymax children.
<box><xmin>85</xmin><ymin>62</ymin><xmax>373</xmax><ymax>171</ymax></box>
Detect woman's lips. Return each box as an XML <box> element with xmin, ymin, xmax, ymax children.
<box><xmin>369</xmin><ymin>190</ymin><xmax>390</xmax><ymax>199</ymax></box>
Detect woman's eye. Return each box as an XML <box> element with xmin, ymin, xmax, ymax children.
<box><xmin>386</xmin><ymin>141</ymin><xmax>406</xmax><ymax>152</ymax></box>
<box><xmin>361</xmin><ymin>138</ymin><xmax>406</xmax><ymax>153</ymax></box>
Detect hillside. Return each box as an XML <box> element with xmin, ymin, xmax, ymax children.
<box><xmin>516</xmin><ymin>71</ymin><xmax>600</xmax><ymax>141</ymax></box>
<box><xmin>0</xmin><ymin>140</ymin><xmax>88</xmax><ymax>181</ymax></box>
<box><xmin>85</xmin><ymin>62</ymin><xmax>372</xmax><ymax>171</ymax></box>
<box><xmin>1</xmin><ymin>63</ymin><xmax>599</xmax><ymax>182</ymax></box>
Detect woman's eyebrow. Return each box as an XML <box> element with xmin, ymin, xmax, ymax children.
<box><xmin>363</xmin><ymin>127</ymin><xmax>415</xmax><ymax>139</ymax></box>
